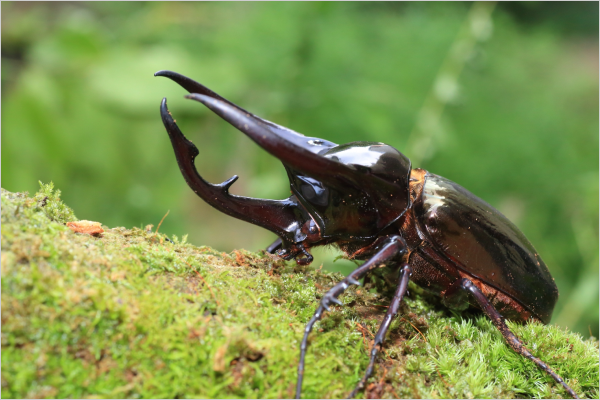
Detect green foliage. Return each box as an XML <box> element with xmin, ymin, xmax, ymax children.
<box><xmin>1</xmin><ymin>2</ymin><xmax>597</xmax><ymax>338</ymax></box>
<box><xmin>2</xmin><ymin>188</ymin><xmax>598</xmax><ymax>399</ymax></box>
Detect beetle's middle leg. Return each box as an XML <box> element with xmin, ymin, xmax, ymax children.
<box><xmin>348</xmin><ymin>263</ymin><xmax>412</xmax><ymax>398</ymax></box>
<box><xmin>443</xmin><ymin>278</ymin><xmax>580</xmax><ymax>399</ymax></box>
<box><xmin>295</xmin><ymin>235</ymin><xmax>407</xmax><ymax>399</ymax></box>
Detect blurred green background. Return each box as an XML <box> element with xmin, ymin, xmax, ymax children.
<box><xmin>2</xmin><ymin>2</ymin><xmax>598</xmax><ymax>338</ymax></box>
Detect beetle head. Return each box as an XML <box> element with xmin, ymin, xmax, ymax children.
<box><xmin>156</xmin><ymin>71</ymin><xmax>411</xmax><ymax>264</ymax></box>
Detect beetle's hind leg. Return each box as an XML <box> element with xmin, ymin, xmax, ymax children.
<box><xmin>348</xmin><ymin>264</ymin><xmax>412</xmax><ymax>398</ymax></box>
<box><xmin>444</xmin><ymin>278</ymin><xmax>580</xmax><ymax>399</ymax></box>
<box><xmin>295</xmin><ymin>235</ymin><xmax>407</xmax><ymax>399</ymax></box>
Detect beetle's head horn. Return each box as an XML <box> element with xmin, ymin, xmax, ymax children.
<box><xmin>156</xmin><ymin>71</ymin><xmax>411</xmax><ymax>262</ymax></box>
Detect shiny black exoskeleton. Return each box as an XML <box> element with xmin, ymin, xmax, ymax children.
<box><xmin>155</xmin><ymin>70</ymin><xmax>579</xmax><ymax>399</ymax></box>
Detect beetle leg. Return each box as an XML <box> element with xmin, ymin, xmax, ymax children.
<box><xmin>348</xmin><ymin>264</ymin><xmax>412</xmax><ymax>399</ymax></box>
<box><xmin>295</xmin><ymin>235</ymin><xmax>407</xmax><ymax>399</ymax></box>
<box><xmin>266</xmin><ymin>238</ymin><xmax>283</xmax><ymax>254</ymax></box>
<box><xmin>446</xmin><ymin>278</ymin><xmax>580</xmax><ymax>399</ymax></box>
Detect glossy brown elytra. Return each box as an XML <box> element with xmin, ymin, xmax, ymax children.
<box><xmin>155</xmin><ymin>70</ymin><xmax>579</xmax><ymax>399</ymax></box>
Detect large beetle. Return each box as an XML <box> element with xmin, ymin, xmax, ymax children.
<box><xmin>155</xmin><ymin>70</ymin><xmax>579</xmax><ymax>399</ymax></box>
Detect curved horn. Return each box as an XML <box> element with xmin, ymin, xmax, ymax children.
<box><xmin>159</xmin><ymin>97</ymin><xmax>304</xmax><ymax>241</ymax></box>
<box><xmin>155</xmin><ymin>70</ymin><xmax>355</xmax><ymax>189</ymax></box>
<box><xmin>185</xmin><ymin>93</ymin><xmax>362</xmax><ymax>187</ymax></box>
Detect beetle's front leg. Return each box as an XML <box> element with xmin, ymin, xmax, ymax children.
<box><xmin>443</xmin><ymin>278</ymin><xmax>580</xmax><ymax>399</ymax></box>
<box><xmin>348</xmin><ymin>263</ymin><xmax>412</xmax><ymax>398</ymax></box>
<box><xmin>266</xmin><ymin>237</ymin><xmax>282</xmax><ymax>254</ymax></box>
<box><xmin>295</xmin><ymin>235</ymin><xmax>407</xmax><ymax>399</ymax></box>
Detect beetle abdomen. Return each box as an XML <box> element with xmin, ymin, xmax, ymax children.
<box><xmin>415</xmin><ymin>173</ymin><xmax>559</xmax><ymax>324</ymax></box>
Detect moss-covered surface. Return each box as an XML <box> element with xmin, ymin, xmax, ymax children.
<box><xmin>2</xmin><ymin>184</ymin><xmax>598</xmax><ymax>399</ymax></box>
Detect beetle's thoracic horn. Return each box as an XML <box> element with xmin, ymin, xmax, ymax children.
<box><xmin>159</xmin><ymin>97</ymin><xmax>305</xmax><ymax>242</ymax></box>
<box><xmin>155</xmin><ymin>70</ymin><xmax>357</xmax><ymax>190</ymax></box>
<box><xmin>186</xmin><ymin>92</ymin><xmax>357</xmax><ymax>184</ymax></box>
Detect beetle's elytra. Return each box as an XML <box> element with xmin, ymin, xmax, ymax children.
<box><xmin>155</xmin><ymin>70</ymin><xmax>579</xmax><ymax>399</ymax></box>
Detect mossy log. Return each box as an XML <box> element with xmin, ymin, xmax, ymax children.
<box><xmin>2</xmin><ymin>184</ymin><xmax>598</xmax><ymax>399</ymax></box>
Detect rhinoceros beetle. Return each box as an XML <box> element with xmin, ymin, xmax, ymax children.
<box><xmin>155</xmin><ymin>70</ymin><xmax>579</xmax><ymax>399</ymax></box>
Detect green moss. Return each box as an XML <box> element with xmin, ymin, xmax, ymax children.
<box><xmin>1</xmin><ymin>185</ymin><xmax>598</xmax><ymax>399</ymax></box>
